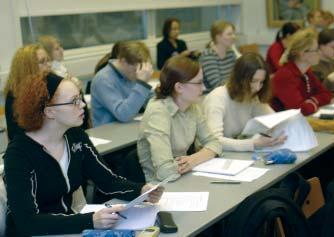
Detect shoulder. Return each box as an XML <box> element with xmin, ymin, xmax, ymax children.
<box><xmin>145</xmin><ymin>98</ymin><xmax>169</xmax><ymax>117</ymax></box>
<box><xmin>4</xmin><ymin>135</ymin><xmax>34</xmax><ymax>168</ymax></box>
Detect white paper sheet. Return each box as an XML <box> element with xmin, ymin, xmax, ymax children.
<box><xmin>193</xmin><ymin>158</ymin><xmax>254</xmax><ymax>176</ymax></box>
<box><xmin>193</xmin><ymin>167</ymin><xmax>269</xmax><ymax>182</ymax></box>
<box><xmin>89</xmin><ymin>137</ymin><xmax>112</xmax><ymax>146</ymax></box>
<box><xmin>312</xmin><ymin>108</ymin><xmax>334</xmax><ymax>118</ymax></box>
<box><xmin>158</xmin><ymin>192</ymin><xmax>209</xmax><ymax>211</ymax></box>
<box><xmin>81</xmin><ymin>204</ymin><xmax>158</xmax><ymax>230</ymax></box>
<box><xmin>134</xmin><ymin>115</ymin><xmax>143</xmax><ymax>121</ymax></box>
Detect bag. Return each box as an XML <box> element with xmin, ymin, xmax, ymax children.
<box><xmin>82</xmin><ymin>229</ymin><xmax>135</xmax><ymax>237</ymax></box>
<box><xmin>263</xmin><ymin>149</ymin><xmax>297</xmax><ymax>165</ymax></box>
<box><xmin>224</xmin><ymin>189</ymin><xmax>311</xmax><ymax>237</ymax></box>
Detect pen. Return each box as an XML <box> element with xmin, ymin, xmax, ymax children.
<box><xmin>210</xmin><ymin>181</ymin><xmax>241</xmax><ymax>184</ymax></box>
<box><xmin>260</xmin><ymin>132</ymin><xmax>272</xmax><ymax>138</ymax></box>
<box><xmin>105</xmin><ymin>203</ymin><xmax>127</xmax><ymax>219</ymax></box>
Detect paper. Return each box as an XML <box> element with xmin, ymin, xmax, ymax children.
<box><xmin>242</xmin><ymin>109</ymin><xmax>300</xmax><ymax>135</ymax></box>
<box><xmin>193</xmin><ymin>167</ymin><xmax>269</xmax><ymax>182</ymax></box>
<box><xmin>134</xmin><ymin>115</ymin><xmax>143</xmax><ymax>121</ymax></box>
<box><xmin>158</xmin><ymin>192</ymin><xmax>209</xmax><ymax>211</ymax></box>
<box><xmin>89</xmin><ymin>137</ymin><xmax>112</xmax><ymax>146</ymax></box>
<box><xmin>124</xmin><ymin>176</ymin><xmax>171</xmax><ymax>210</ymax></box>
<box><xmin>312</xmin><ymin>108</ymin><xmax>334</xmax><ymax>118</ymax></box>
<box><xmin>193</xmin><ymin>158</ymin><xmax>254</xmax><ymax>176</ymax></box>
<box><xmin>81</xmin><ymin>204</ymin><xmax>158</xmax><ymax>230</ymax></box>
<box><xmin>242</xmin><ymin>110</ymin><xmax>318</xmax><ymax>152</ymax></box>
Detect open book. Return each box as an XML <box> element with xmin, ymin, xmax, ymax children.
<box><xmin>193</xmin><ymin>158</ymin><xmax>254</xmax><ymax>176</ymax></box>
<box><xmin>242</xmin><ymin>109</ymin><xmax>318</xmax><ymax>152</ymax></box>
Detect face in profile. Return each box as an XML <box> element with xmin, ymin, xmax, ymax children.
<box><xmin>48</xmin><ymin>80</ymin><xmax>85</xmax><ymax>128</ymax></box>
<box><xmin>37</xmin><ymin>48</ymin><xmax>51</xmax><ymax>74</ymax></box>
<box><xmin>216</xmin><ymin>25</ymin><xmax>236</xmax><ymax>48</ymax></box>
<box><xmin>301</xmin><ymin>40</ymin><xmax>320</xmax><ymax>66</ymax></box>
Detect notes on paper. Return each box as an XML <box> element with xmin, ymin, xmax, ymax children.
<box><xmin>89</xmin><ymin>137</ymin><xmax>112</xmax><ymax>146</ymax></box>
<box><xmin>193</xmin><ymin>167</ymin><xmax>269</xmax><ymax>182</ymax></box>
<box><xmin>242</xmin><ymin>109</ymin><xmax>318</xmax><ymax>152</ymax></box>
<box><xmin>193</xmin><ymin>158</ymin><xmax>254</xmax><ymax>176</ymax></box>
<box><xmin>158</xmin><ymin>192</ymin><xmax>209</xmax><ymax>211</ymax></box>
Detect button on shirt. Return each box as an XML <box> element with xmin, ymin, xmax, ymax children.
<box><xmin>137</xmin><ymin>96</ymin><xmax>222</xmax><ymax>182</ymax></box>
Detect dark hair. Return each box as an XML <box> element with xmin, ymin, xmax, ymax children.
<box><xmin>94</xmin><ymin>41</ymin><xmax>125</xmax><ymax>74</ymax></box>
<box><xmin>275</xmin><ymin>22</ymin><xmax>301</xmax><ymax>42</ymax></box>
<box><xmin>155</xmin><ymin>56</ymin><xmax>200</xmax><ymax>99</ymax></box>
<box><xmin>318</xmin><ymin>29</ymin><xmax>334</xmax><ymax>45</ymax></box>
<box><xmin>162</xmin><ymin>18</ymin><xmax>180</xmax><ymax>39</ymax></box>
<box><xmin>227</xmin><ymin>53</ymin><xmax>271</xmax><ymax>103</ymax></box>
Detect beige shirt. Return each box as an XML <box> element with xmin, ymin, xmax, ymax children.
<box><xmin>203</xmin><ymin>86</ymin><xmax>273</xmax><ymax>151</ymax></box>
<box><xmin>137</xmin><ymin>96</ymin><xmax>222</xmax><ymax>182</ymax></box>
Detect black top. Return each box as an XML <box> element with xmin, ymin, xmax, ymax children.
<box><xmin>3</xmin><ymin>127</ymin><xmax>143</xmax><ymax>236</ymax></box>
<box><xmin>157</xmin><ymin>38</ymin><xmax>187</xmax><ymax>69</ymax></box>
<box><xmin>5</xmin><ymin>92</ymin><xmax>24</xmax><ymax>141</ymax></box>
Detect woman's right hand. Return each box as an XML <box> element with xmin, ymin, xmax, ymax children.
<box><xmin>253</xmin><ymin>133</ymin><xmax>287</xmax><ymax>149</ymax></box>
<box><xmin>93</xmin><ymin>204</ymin><xmax>124</xmax><ymax>229</ymax></box>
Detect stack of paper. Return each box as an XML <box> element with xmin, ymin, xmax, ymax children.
<box><xmin>193</xmin><ymin>158</ymin><xmax>254</xmax><ymax>176</ymax></box>
<box><xmin>242</xmin><ymin>109</ymin><xmax>318</xmax><ymax>152</ymax></box>
<box><xmin>89</xmin><ymin>137</ymin><xmax>112</xmax><ymax>146</ymax></box>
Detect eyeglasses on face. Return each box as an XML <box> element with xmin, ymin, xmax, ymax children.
<box><xmin>182</xmin><ymin>80</ymin><xmax>204</xmax><ymax>85</ymax></box>
<box><xmin>47</xmin><ymin>95</ymin><xmax>83</xmax><ymax>107</ymax></box>
<box><xmin>304</xmin><ymin>48</ymin><xmax>319</xmax><ymax>53</ymax></box>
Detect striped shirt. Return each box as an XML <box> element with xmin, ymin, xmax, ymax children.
<box><xmin>199</xmin><ymin>47</ymin><xmax>236</xmax><ymax>93</ymax></box>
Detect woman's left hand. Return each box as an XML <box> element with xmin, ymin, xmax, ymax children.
<box><xmin>141</xmin><ymin>184</ymin><xmax>164</xmax><ymax>203</ymax></box>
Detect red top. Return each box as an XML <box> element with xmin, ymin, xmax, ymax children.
<box><xmin>266</xmin><ymin>41</ymin><xmax>285</xmax><ymax>74</ymax></box>
<box><xmin>271</xmin><ymin>62</ymin><xmax>332</xmax><ymax>116</ymax></box>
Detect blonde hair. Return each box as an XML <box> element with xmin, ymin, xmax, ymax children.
<box><xmin>38</xmin><ymin>35</ymin><xmax>60</xmax><ymax>59</ymax></box>
<box><xmin>118</xmin><ymin>41</ymin><xmax>151</xmax><ymax>65</ymax></box>
<box><xmin>210</xmin><ymin>20</ymin><xmax>235</xmax><ymax>43</ymax></box>
<box><xmin>4</xmin><ymin>44</ymin><xmax>46</xmax><ymax>97</ymax></box>
<box><xmin>279</xmin><ymin>28</ymin><xmax>317</xmax><ymax>65</ymax></box>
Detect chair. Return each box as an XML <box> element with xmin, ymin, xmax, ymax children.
<box><xmin>238</xmin><ymin>43</ymin><xmax>260</xmax><ymax>54</ymax></box>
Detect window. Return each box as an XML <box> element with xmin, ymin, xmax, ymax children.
<box><xmin>21</xmin><ymin>10</ymin><xmax>147</xmax><ymax>49</ymax></box>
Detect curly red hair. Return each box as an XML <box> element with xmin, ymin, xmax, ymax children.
<box><xmin>13</xmin><ymin>73</ymin><xmax>49</xmax><ymax>132</ymax></box>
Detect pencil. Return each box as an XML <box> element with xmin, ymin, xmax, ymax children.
<box><xmin>260</xmin><ymin>132</ymin><xmax>272</xmax><ymax>138</ymax></box>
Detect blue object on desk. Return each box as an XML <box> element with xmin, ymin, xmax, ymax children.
<box><xmin>82</xmin><ymin>229</ymin><xmax>135</xmax><ymax>237</ymax></box>
<box><xmin>263</xmin><ymin>149</ymin><xmax>297</xmax><ymax>165</ymax></box>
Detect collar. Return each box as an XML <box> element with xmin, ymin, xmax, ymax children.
<box><xmin>108</xmin><ymin>60</ymin><xmax>128</xmax><ymax>81</ymax></box>
<box><xmin>285</xmin><ymin>61</ymin><xmax>312</xmax><ymax>78</ymax></box>
<box><xmin>164</xmin><ymin>96</ymin><xmax>180</xmax><ymax>117</ymax></box>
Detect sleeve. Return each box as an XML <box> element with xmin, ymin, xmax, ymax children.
<box><xmin>93</xmin><ymin>73</ymin><xmax>151</xmax><ymax>122</ymax></box>
<box><xmin>199</xmin><ymin>54</ymin><xmax>221</xmax><ymax>91</ymax></box>
<box><xmin>308</xmin><ymin>73</ymin><xmax>332</xmax><ymax>108</ymax></box>
<box><xmin>5</xmin><ymin>94</ymin><xmax>24</xmax><ymax>141</ymax></box>
<box><xmin>4</xmin><ymin>148</ymin><xmax>94</xmax><ymax>236</ymax></box>
<box><xmin>267</xmin><ymin>43</ymin><xmax>283</xmax><ymax>72</ymax></box>
<box><xmin>157</xmin><ymin>41</ymin><xmax>169</xmax><ymax>70</ymax></box>
<box><xmin>272</xmin><ymin>70</ymin><xmax>330</xmax><ymax>116</ymax></box>
<box><xmin>194</xmin><ymin>105</ymin><xmax>222</xmax><ymax>155</ymax></box>
<box><xmin>78</xmin><ymin>129</ymin><xmax>143</xmax><ymax>201</ymax></box>
<box><xmin>144</xmin><ymin>108</ymin><xmax>180</xmax><ymax>181</ymax></box>
<box><xmin>203</xmin><ymin>98</ymin><xmax>254</xmax><ymax>152</ymax></box>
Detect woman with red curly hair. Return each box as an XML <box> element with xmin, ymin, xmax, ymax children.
<box><xmin>4</xmin><ymin>44</ymin><xmax>51</xmax><ymax>140</ymax></box>
<box><xmin>3</xmin><ymin>73</ymin><xmax>163</xmax><ymax>236</ymax></box>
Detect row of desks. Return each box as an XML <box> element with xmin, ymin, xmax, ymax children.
<box><xmin>48</xmin><ymin>120</ymin><xmax>334</xmax><ymax>237</ymax></box>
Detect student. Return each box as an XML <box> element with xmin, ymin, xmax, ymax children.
<box><xmin>306</xmin><ymin>9</ymin><xmax>324</xmax><ymax>31</ymax></box>
<box><xmin>199</xmin><ymin>20</ymin><xmax>237</xmax><ymax>93</ymax></box>
<box><xmin>271</xmin><ymin>29</ymin><xmax>332</xmax><ymax>116</ymax></box>
<box><xmin>203</xmin><ymin>53</ymin><xmax>286</xmax><ymax>152</ymax></box>
<box><xmin>91</xmin><ymin>41</ymin><xmax>153</xmax><ymax>126</ymax></box>
<box><xmin>38</xmin><ymin>35</ymin><xmax>68</xmax><ymax>77</ymax></box>
<box><xmin>4</xmin><ymin>44</ymin><xmax>51</xmax><ymax>141</ymax></box>
<box><xmin>266</xmin><ymin>22</ymin><xmax>301</xmax><ymax>74</ymax></box>
<box><xmin>137</xmin><ymin>56</ymin><xmax>222</xmax><ymax>182</ymax></box>
<box><xmin>157</xmin><ymin>18</ymin><xmax>190</xmax><ymax>70</ymax></box>
<box><xmin>3</xmin><ymin>73</ymin><xmax>163</xmax><ymax>236</ymax></box>
<box><xmin>312</xmin><ymin>29</ymin><xmax>334</xmax><ymax>93</ymax></box>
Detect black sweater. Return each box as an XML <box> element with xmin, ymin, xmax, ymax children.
<box><xmin>3</xmin><ymin>127</ymin><xmax>143</xmax><ymax>236</ymax></box>
<box><xmin>157</xmin><ymin>38</ymin><xmax>187</xmax><ymax>69</ymax></box>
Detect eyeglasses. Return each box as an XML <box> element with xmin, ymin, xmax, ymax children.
<box><xmin>47</xmin><ymin>95</ymin><xmax>83</xmax><ymax>107</ymax></box>
<box><xmin>305</xmin><ymin>48</ymin><xmax>319</xmax><ymax>53</ymax></box>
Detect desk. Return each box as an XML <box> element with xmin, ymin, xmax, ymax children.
<box><xmin>40</xmin><ymin>132</ymin><xmax>334</xmax><ymax>237</ymax></box>
<box><xmin>85</xmin><ymin>121</ymin><xmax>140</xmax><ymax>156</ymax></box>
